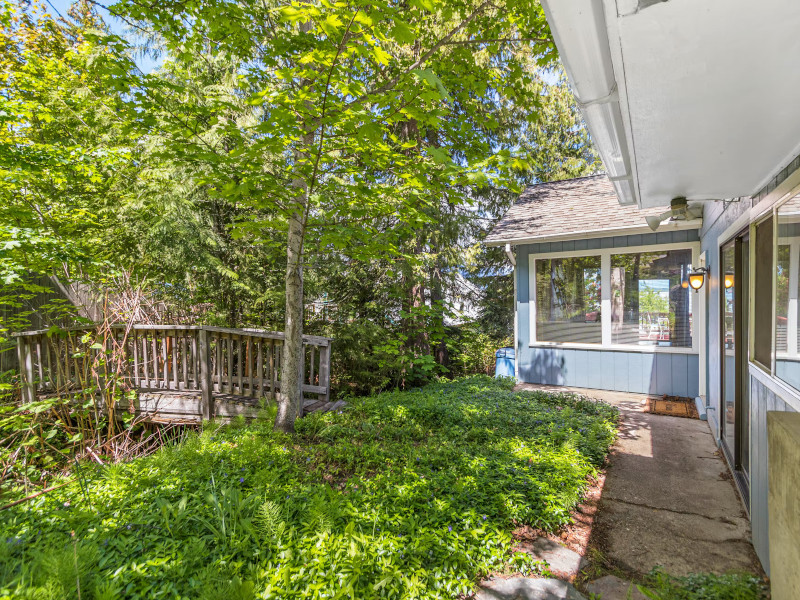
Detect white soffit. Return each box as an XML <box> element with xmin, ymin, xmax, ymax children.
<box><xmin>545</xmin><ymin>0</ymin><xmax>800</xmax><ymax>209</ymax></box>
<box><xmin>614</xmin><ymin>0</ymin><xmax>800</xmax><ymax>208</ymax></box>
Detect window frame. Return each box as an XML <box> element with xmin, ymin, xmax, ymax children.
<box><xmin>769</xmin><ymin>185</ymin><xmax>800</xmax><ymax>388</ymax></box>
<box><xmin>750</xmin><ymin>214</ymin><xmax>775</xmax><ymax>373</ymax></box>
<box><xmin>529</xmin><ymin>241</ymin><xmax>702</xmax><ymax>354</ymax></box>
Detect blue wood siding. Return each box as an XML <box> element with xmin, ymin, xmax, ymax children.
<box><xmin>748</xmin><ymin>376</ymin><xmax>798</xmax><ymax>574</ymax></box>
<box><xmin>699</xmin><ymin>197</ymin><xmax>800</xmax><ymax>575</ymax></box>
<box><xmin>516</xmin><ymin>347</ymin><xmax>699</xmax><ymax>396</ymax></box>
<box><xmin>521</xmin><ymin>229</ymin><xmax>699</xmax><ymax>255</ymax></box>
<box><xmin>514</xmin><ymin>229</ymin><xmax>701</xmax><ymax>397</ymax></box>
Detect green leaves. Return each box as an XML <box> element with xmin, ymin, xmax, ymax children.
<box><xmin>1</xmin><ymin>377</ymin><xmax>617</xmax><ymax>598</ymax></box>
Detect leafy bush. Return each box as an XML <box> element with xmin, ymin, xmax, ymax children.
<box><xmin>327</xmin><ymin>320</ymin><xmax>397</xmax><ymax>397</ymax></box>
<box><xmin>446</xmin><ymin>322</ymin><xmax>511</xmax><ymax>377</ymax></box>
<box><xmin>637</xmin><ymin>569</ymin><xmax>768</xmax><ymax>600</ymax></box>
<box><xmin>0</xmin><ymin>376</ymin><xmax>618</xmax><ymax>599</ymax></box>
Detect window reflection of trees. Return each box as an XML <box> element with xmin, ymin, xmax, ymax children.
<box><xmin>775</xmin><ymin>194</ymin><xmax>800</xmax><ymax>391</ymax></box>
<box><xmin>611</xmin><ymin>250</ymin><xmax>692</xmax><ymax>348</ymax></box>
<box><xmin>535</xmin><ymin>256</ymin><xmax>602</xmax><ymax>344</ymax></box>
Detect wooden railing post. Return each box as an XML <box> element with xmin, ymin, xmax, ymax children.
<box><xmin>17</xmin><ymin>336</ymin><xmax>36</xmax><ymax>404</ymax></box>
<box><xmin>319</xmin><ymin>343</ymin><xmax>331</xmax><ymax>404</ymax></box>
<box><xmin>198</xmin><ymin>328</ymin><xmax>214</xmax><ymax>419</ymax></box>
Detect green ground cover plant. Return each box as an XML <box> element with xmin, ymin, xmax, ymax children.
<box><xmin>637</xmin><ymin>569</ymin><xmax>768</xmax><ymax>600</ymax></box>
<box><xmin>0</xmin><ymin>376</ymin><xmax>617</xmax><ymax>599</ymax></box>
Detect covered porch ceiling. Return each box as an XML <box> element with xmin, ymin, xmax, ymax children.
<box><xmin>541</xmin><ymin>0</ymin><xmax>800</xmax><ymax>209</ymax></box>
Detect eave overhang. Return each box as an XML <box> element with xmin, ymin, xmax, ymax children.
<box><xmin>484</xmin><ymin>218</ymin><xmax>702</xmax><ymax>247</ymax></box>
<box><xmin>541</xmin><ymin>0</ymin><xmax>800</xmax><ymax>209</ymax></box>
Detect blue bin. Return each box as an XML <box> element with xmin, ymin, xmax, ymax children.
<box><xmin>494</xmin><ymin>347</ymin><xmax>515</xmax><ymax>378</ymax></box>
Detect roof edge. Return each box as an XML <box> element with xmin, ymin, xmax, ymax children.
<box><xmin>484</xmin><ymin>218</ymin><xmax>702</xmax><ymax>247</ymax></box>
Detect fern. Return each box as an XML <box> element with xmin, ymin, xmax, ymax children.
<box><xmin>256</xmin><ymin>500</ymin><xmax>286</xmax><ymax>541</ymax></box>
<box><xmin>305</xmin><ymin>493</ymin><xmax>341</xmax><ymax>535</ymax></box>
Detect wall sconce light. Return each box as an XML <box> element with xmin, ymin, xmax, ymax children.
<box><xmin>724</xmin><ymin>272</ymin><xmax>734</xmax><ymax>289</ymax></box>
<box><xmin>688</xmin><ymin>266</ymin><xmax>709</xmax><ymax>292</ymax></box>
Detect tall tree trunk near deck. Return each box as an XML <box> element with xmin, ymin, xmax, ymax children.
<box><xmin>274</xmin><ymin>12</ymin><xmax>313</xmax><ymax>434</ymax></box>
<box><xmin>275</xmin><ymin>186</ymin><xmax>307</xmax><ymax>433</ymax></box>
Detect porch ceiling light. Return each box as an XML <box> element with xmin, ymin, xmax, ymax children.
<box><xmin>688</xmin><ymin>267</ymin><xmax>709</xmax><ymax>292</ymax></box>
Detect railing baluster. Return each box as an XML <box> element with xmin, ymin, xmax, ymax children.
<box><xmin>161</xmin><ymin>331</ymin><xmax>168</xmax><ymax>389</ymax></box>
<box><xmin>198</xmin><ymin>328</ymin><xmax>213</xmax><ymax>419</ymax></box>
<box><xmin>142</xmin><ymin>332</ymin><xmax>150</xmax><ymax>388</ymax></box>
<box><xmin>71</xmin><ymin>333</ymin><xmax>81</xmax><ymax>390</ymax></box>
<box><xmin>309</xmin><ymin>345</ymin><xmax>316</xmax><ymax>386</ymax></box>
<box><xmin>133</xmin><ymin>331</ymin><xmax>140</xmax><ymax>388</ymax></box>
<box><xmin>257</xmin><ymin>339</ymin><xmax>264</xmax><ymax>399</ymax></box>
<box><xmin>44</xmin><ymin>335</ymin><xmax>53</xmax><ymax>390</ymax></box>
<box><xmin>171</xmin><ymin>332</ymin><xmax>179</xmax><ymax>390</ymax></box>
<box><xmin>17</xmin><ymin>337</ymin><xmax>35</xmax><ymax>403</ymax></box>
<box><xmin>34</xmin><ymin>336</ymin><xmax>43</xmax><ymax>391</ymax></box>
<box><xmin>191</xmin><ymin>331</ymin><xmax>198</xmax><ymax>389</ymax></box>
<box><xmin>181</xmin><ymin>332</ymin><xmax>188</xmax><ymax>391</ymax></box>
<box><xmin>270</xmin><ymin>339</ymin><xmax>277</xmax><ymax>401</ymax></box>
<box><xmin>226</xmin><ymin>334</ymin><xmax>233</xmax><ymax>395</ymax></box>
<box><xmin>236</xmin><ymin>335</ymin><xmax>244</xmax><ymax>396</ymax></box>
<box><xmin>319</xmin><ymin>343</ymin><xmax>331</xmax><ymax>404</ymax></box>
<box><xmin>151</xmin><ymin>331</ymin><xmax>158</xmax><ymax>388</ymax></box>
<box><xmin>247</xmin><ymin>336</ymin><xmax>254</xmax><ymax>398</ymax></box>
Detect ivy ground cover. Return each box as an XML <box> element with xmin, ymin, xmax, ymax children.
<box><xmin>0</xmin><ymin>376</ymin><xmax>618</xmax><ymax>599</ymax></box>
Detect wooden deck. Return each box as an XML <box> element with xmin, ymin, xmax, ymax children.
<box><xmin>14</xmin><ymin>325</ymin><xmax>332</xmax><ymax>421</ymax></box>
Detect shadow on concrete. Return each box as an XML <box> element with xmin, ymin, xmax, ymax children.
<box><xmin>515</xmin><ymin>383</ymin><xmax>763</xmax><ymax>579</ymax></box>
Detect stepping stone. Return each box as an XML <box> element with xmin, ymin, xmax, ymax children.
<box><xmin>585</xmin><ymin>575</ymin><xmax>648</xmax><ymax>600</ymax></box>
<box><xmin>477</xmin><ymin>577</ymin><xmax>587</xmax><ymax>600</ymax></box>
<box><xmin>529</xmin><ymin>537</ymin><xmax>589</xmax><ymax>578</ymax></box>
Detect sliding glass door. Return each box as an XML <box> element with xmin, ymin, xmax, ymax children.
<box><xmin>720</xmin><ymin>234</ymin><xmax>750</xmax><ymax>498</ymax></box>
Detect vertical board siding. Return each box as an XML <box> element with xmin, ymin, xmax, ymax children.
<box><xmin>748</xmin><ymin>376</ymin><xmax>797</xmax><ymax>575</ymax></box>
<box><xmin>518</xmin><ymin>347</ymin><xmax>699</xmax><ymax>396</ymax></box>
<box><xmin>522</xmin><ymin>229</ymin><xmax>700</xmax><ymax>256</ymax></box>
<box><xmin>627</xmin><ymin>353</ymin><xmax>643</xmax><ymax>394</ymax></box>
<box><xmin>600</xmin><ymin>352</ymin><xmax>615</xmax><ymax>391</ymax></box>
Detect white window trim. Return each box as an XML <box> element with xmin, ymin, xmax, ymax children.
<box><xmin>528</xmin><ymin>241</ymin><xmax>702</xmax><ymax>354</ymax></box>
<box><xmin>768</xmin><ymin>184</ymin><xmax>800</xmax><ymax>384</ymax></box>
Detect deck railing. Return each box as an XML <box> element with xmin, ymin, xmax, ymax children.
<box><xmin>13</xmin><ymin>325</ymin><xmax>331</xmax><ymax>419</ymax></box>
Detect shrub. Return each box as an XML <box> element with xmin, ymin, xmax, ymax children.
<box><xmin>0</xmin><ymin>376</ymin><xmax>618</xmax><ymax>599</ymax></box>
<box><xmin>446</xmin><ymin>322</ymin><xmax>511</xmax><ymax>377</ymax></box>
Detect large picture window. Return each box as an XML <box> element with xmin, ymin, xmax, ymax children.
<box><xmin>610</xmin><ymin>249</ymin><xmax>693</xmax><ymax>348</ymax></box>
<box><xmin>776</xmin><ymin>195</ymin><xmax>800</xmax><ymax>391</ymax></box>
<box><xmin>535</xmin><ymin>256</ymin><xmax>602</xmax><ymax>344</ymax></box>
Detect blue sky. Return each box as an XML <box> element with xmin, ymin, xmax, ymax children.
<box><xmin>42</xmin><ymin>0</ymin><xmax>162</xmax><ymax>73</ymax></box>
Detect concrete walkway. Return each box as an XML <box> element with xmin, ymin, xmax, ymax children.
<box><xmin>516</xmin><ymin>384</ymin><xmax>762</xmax><ymax>578</ymax></box>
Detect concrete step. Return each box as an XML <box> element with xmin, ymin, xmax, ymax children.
<box><xmin>477</xmin><ymin>577</ymin><xmax>586</xmax><ymax>600</ymax></box>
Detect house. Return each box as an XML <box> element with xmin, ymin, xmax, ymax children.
<box><xmin>487</xmin><ymin>0</ymin><xmax>800</xmax><ymax>595</ymax></box>
<box><xmin>485</xmin><ymin>175</ymin><xmax>704</xmax><ymax>397</ymax></box>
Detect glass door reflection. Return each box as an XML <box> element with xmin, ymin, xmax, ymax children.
<box><xmin>720</xmin><ymin>234</ymin><xmax>750</xmax><ymax>495</ymax></box>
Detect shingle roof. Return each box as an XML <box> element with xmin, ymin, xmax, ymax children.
<box><xmin>484</xmin><ymin>175</ymin><xmax>679</xmax><ymax>246</ymax></box>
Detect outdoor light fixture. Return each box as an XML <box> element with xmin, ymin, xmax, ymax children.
<box><xmin>688</xmin><ymin>267</ymin><xmax>709</xmax><ymax>292</ymax></box>
<box><xmin>724</xmin><ymin>272</ymin><xmax>734</xmax><ymax>289</ymax></box>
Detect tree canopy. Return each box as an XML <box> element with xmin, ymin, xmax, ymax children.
<box><xmin>0</xmin><ymin>0</ymin><xmax>600</xmax><ymax>425</ymax></box>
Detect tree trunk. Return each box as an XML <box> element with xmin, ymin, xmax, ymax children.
<box><xmin>430</xmin><ymin>265</ymin><xmax>449</xmax><ymax>368</ymax></box>
<box><xmin>274</xmin><ymin>12</ymin><xmax>314</xmax><ymax>434</ymax></box>
<box><xmin>275</xmin><ymin>182</ymin><xmax>307</xmax><ymax>433</ymax></box>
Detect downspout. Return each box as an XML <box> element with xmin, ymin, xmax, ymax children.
<box><xmin>505</xmin><ymin>243</ymin><xmax>516</xmax><ymax>267</ymax></box>
<box><xmin>506</xmin><ymin>244</ymin><xmax>519</xmax><ymax>381</ymax></box>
